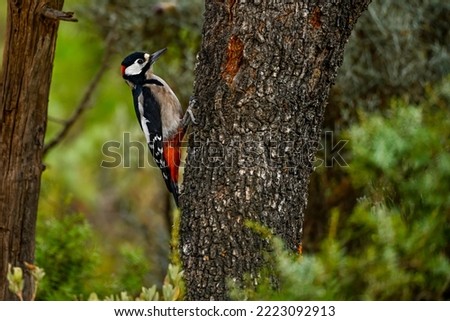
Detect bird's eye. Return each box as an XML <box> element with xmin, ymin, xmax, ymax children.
<box><xmin>136</xmin><ymin>58</ymin><xmax>144</xmax><ymax>64</ymax></box>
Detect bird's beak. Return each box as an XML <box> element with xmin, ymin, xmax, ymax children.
<box><xmin>149</xmin><ymin>48</ymin><xmax>167</xmax><ymax>64</ymax></box>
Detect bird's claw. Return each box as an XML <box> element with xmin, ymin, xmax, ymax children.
<box><xmin>186</xmin><ymin>108</ymin><xmax>198</xmax><ymax>125</ymax></box>
<box><xmin>182</xmin><ymin>96</ymin><xmax>198</xmax><ymax>128</ymax></box>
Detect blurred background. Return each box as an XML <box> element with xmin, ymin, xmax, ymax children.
<box><xmin>0</xmin><ymin>0</ymin><xmax>448</xmax><ymax>300</ymax></box>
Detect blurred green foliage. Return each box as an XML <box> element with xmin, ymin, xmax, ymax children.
<box><xmin>348</xmin><ymin>90</ymin><xmax>450</xmax><ymax>218</ymax></box>
<box><xmin>35</xmin><ymin>213</ymin><xmax>98</xmax><ymax>300</ymax></box>
<box><xmin>115</xmin><ymin>243</ymin><xmax>151</xmax><ymax>294</ymax></box>
<box><xmin>88</xmin><ymin>263</ymin><xmax>185</xmax><ymax>301</ymax></box>
<box><xmin>35</xmin><ymin>211</ymin><xmax>154</xmax><ymax>300</ymax></box>
<box><xmin>335</xmin><ymin>0</ymin><xmax>450</xmax><ymax>113</ymax></box>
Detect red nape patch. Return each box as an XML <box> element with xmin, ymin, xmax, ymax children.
<box><xmin>120</xmin><ymin>65</ymin><xmax>126</xmax><ymax>76</ymax></box>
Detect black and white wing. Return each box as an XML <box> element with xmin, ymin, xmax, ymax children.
<box><xmin>132</xmin><ymin>85</ymin><xmax>177</xmax><ymax>201</ymax></box>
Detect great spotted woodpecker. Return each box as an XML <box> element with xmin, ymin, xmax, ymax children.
<box><xmin>121</xmin><ymin>48</ymin><xmax>189</xmax><ymax>206</ymax></box>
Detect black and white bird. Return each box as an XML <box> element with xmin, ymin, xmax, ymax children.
<box><xmin>121</xmin><ymin>48</ymin><xmax>186</xmax><ymax>206</ymax></box>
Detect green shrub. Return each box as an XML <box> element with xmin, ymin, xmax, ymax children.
<box><xmin>88</xmin><ymin>264</ymin><xmax>185</xmax><ymax>301</ymax></box>
<box><xmin>348</xmin><ymin>103</ymin><xmax>450</xmax><ymax>218</ymax></box>
<box><xmin>115</xmin><ymin>243</ymin><xmax>151</xmax><ymax>295</ymax></box>
<box><xmin>35</xmin><ymin>213</ymin><xmax>99</xmax><ymax>300</ymax></box>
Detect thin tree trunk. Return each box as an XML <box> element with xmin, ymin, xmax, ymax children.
<box><xmin>0</xmin><ymin>0</ymin><xmax>66</xmax><ymax>300</ymax></box>
<box><xmin>180</xmin><ymin>0</ymin><xmax>371</xmax><ymax>300</ymax></box>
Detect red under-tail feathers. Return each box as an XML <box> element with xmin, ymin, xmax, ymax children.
<box><xmin>163</xmin><ymin>126</ymin><xmax>186</xmax><ymax>207</ymax></box>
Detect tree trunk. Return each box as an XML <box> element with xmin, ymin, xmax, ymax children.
<box><xmin>180</xmin><ymin>0</ymin><xmax>371</xmax><ymax>300</ymax></box>
<box><xmin>0</xmin><ymin>0</ymin><xmax>65</xmax><ymax>300</ymax></box>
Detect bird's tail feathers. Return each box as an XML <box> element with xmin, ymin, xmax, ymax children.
<box><xmin>163</xmin><ymin>171</ymin><xmax>180</xmax><ymax>207</ymax></box>
<box><xmin>169</xmin><ymin>180</ymin><xmax>179</xmax><ymax>207</ymax></box>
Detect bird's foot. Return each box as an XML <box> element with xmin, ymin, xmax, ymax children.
<box><xmin>182</xmin><ymin>96</ymin><xmax>199</xmax><ymax>128</ymax></box>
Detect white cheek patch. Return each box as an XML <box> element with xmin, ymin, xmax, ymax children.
<box><xmin>125</xmin><ymin>63</ymin><xmax>144</xmax><ymax>76</ymax></box>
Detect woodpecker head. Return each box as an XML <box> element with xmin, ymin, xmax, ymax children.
<box><xmin>120</xmin><ymin>48</ymin><xmax>167</xmax><ymax>85</ymax></box>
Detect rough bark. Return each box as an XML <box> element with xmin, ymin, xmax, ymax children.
<box><xmin>0</xmin><ymin>0</ymin><xmax>65</xmax><ymax>300</ymax></box>
<box><xmin>180</xmin><ymin>0</ymin><xmax>371</xmax><ymax>300</ymax></box>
